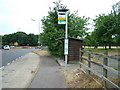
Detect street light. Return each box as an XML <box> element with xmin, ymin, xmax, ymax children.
<box><xmin>118</xmin><ymin>1</ymin><xmax>120</xmax><ymax>13</ymax></box>
<box><xmin>31</xmin><ymin>19</ymin><xmax>41</xmax><ymax>46</ymax></box>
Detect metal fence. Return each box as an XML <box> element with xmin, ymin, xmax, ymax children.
<box><xmin>79</xmin><ymin>49</ymin><xmax>120</xmax><ymax>89</ymax></box>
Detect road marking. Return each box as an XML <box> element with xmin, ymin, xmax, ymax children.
<box><xmin>7</xmin><ymin>63</ymin><xmax>10</xmax><ymax>66</ymax></box>
<box><xmin>0</xmin><ymin>66</ymin><xmax>5</xmax><ymax>70</ymax></box>
<box><xmin>1</xmin><ymin>53</ymin><xmax>30</xmax><ymax>69</ymax></box>
<box><xmin>15</xmin><ymin>58</ymin><xmax>18</xmax><ymax>61</ymax></box>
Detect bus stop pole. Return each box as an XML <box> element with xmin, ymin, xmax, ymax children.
<box><xmin>65</xmin><ymin>11</ymin><xmax>68</xmax><ymax>69</ymax></box>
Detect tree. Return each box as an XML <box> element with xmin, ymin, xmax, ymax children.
<box><xmin>2</xmin><ymin>34</ymin><xmax>10</xmax><ymax>45</ymax></box>
<box><xmin>41</xmin><ymin>1</ymin><xmax>89</xmax><ymax>57</ymax></box>
<box><xmin>84</xmin><ymin>32</ymin><xmax>99</xmax><ymax>48</ymax></box>
<box><xmin>2</xmin><ymin>31</ymin><xmax>38</xmax><ymax>46</ymax></box>
<box><xmin>112</xmin><ymin>2</ymin><xmax>120</xmax><ymax>45</ymax></box>
<box><xmin>93</xmin><ymin>13</ymin><xmax>119</xmax><ymax>49</ymax></box>
<box><xmin>92</xmin><ymin>2</ymin><xmax>120</xmax><ymax>49</ymax></box>
<box><xmin>27</xmin><ymin>34</ymin><xmax>38</xmax><ymax>46</ymax></box>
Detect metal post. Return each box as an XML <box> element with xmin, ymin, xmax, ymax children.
<box><xmin>58</xmin><ymin>9</ymin><xmax>69</xmax><ymax>69</ymax></box>
<box><xmin>38</xmin><ymin>20</ymin><xmax>41</xmax><ymax>46</ymax></box>
<box><xmin>65</xmin><ymin>11</ymin><xmax>68</xmax><ymax>69</ymax></box>
<box><xmin>38</xmin><ymin>21</ymin><xmax>40</xmax><ymax>46</ymax></box>
<box><xmin>65</xmin><ymin>11</ymin><xmax>68</xmax><ymax>39</ymax></box>
<box><xmin>65</xmin><ymin>55</ymin><xmax>68</xmax><ymax>69</ymax></box>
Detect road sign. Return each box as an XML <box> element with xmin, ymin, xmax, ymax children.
<box><xmin>58</xmin><ymin>12</ymin><xmax>66</xmax><ymax>24</ymax></box>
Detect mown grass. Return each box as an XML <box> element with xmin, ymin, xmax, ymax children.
<box><xmin>108</xmin><ymin>65</ymin><xmax>120</xmax><ymax>71</ymax></box>
<box><xmin>84</xmin><ymin>48</ymin><xmax>120</xmax><ymax>52</ymax></box>
<box><xmin>84</xmin><ymin>48</ymin><xmax>120</xmax><ymax>56</ymax></box>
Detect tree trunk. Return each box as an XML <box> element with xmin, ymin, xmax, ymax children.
<box><xmin>109</xmin><ymin>44</ymin><xmax>111</xmax><ymax>49</ymax></box>
<box><xmin>105</xmin><ymin>45</ymin><xmax>107</xmax><ymax>50</ymax></box>
<box><xmin>108</xmin><ymin>37</ymin><xmax>111</xmax><ymax>49</ymax></box>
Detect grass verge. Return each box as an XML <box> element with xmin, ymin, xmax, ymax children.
<box><xmin>84</xmin><ymin>48</ymin><xmax>120</xmax><ymax>56</ymax></box>
<box><xmin>33</xmin><ymin>49</ymin><xmax>51</xmax><ymax>56</ymax></box>
<box><xmin>62</xmin><ymin>68</ymin><xmax>104</xmax><ymax>88</ymax></box>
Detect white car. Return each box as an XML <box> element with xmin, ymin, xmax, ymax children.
<box><xmin>10</xmin><ymin>46</ymin><xmax>15</xmax><ymax>49</ymax></box>
<box><xmin>3</xmin><ymin>45</ymin><xmax>10</xmax><ymax>50</ymax></box>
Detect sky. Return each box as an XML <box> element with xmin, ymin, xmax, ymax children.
<box><xmin>0</xmin><ymin>0</ymin><xmax>119</xmax><ymax>35</ymax></box>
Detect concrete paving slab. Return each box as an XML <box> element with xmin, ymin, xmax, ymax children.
<box><xmin>1</xmin><ymin>52</ymin><xmax>40</xmax><ymax>88</ymax></box>
<box><xmin>30</xmin><ymin>56</ymin><xmax>66</xmax><ymax>88</ymax></box>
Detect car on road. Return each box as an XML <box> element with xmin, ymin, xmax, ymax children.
<box><xmin>35</xmin><ymin>46</ymin><xmax>42</xmax><ymax>49</ymax></box>
<box><xmin>3</xmin><ymin>45</ymin><xmax>10</xmax><ymax>50</ymax></box>
<box><xmin>22</xmin><ymin>46</ymin><xmax>29</xmax><ymax>48</ymax></box>
<box><xmin>10</xmin><ymin>46</ymin><xmax>15</xmax><ymax>49</ymax></box>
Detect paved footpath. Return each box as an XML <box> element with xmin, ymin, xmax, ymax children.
<box><xmin>29</xmin><ymin>56</ymin><xmax>66</xmax><ymax>88</ymax></box>
<box><xmin>1</xmin><ymin>52</ymin><xmax>40</xmax><ymax>89</ymax></box>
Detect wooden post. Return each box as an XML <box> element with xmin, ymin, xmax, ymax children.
<box><xmin>103</xmin><ymin>50</ymin><xmax>108</xmax><ymax>88</ymax></box>
<box><xmin>88</xmin><ymin>49</ymin><xmax>91</xmax><ymax>74</ymax></box>
<box><xmin>79</xmin><ymin>48</ymin><xmax>82</xmax><ymax>68</ymax></box>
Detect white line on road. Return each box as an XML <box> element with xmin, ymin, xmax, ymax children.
<box><xmin>7</xmin><ymin>63</ymin><xmax>10</xmax><ymax>66</ymax></box>
<box><xmin>0</xmin><ymin>66</ymin><xmax>5</xmax><ymax>70</ymax></box>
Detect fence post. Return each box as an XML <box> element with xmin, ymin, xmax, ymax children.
<box><xmin>79</xmin><ymin>48</ymin><xmax>82</xmax><ymax>68</ymax></box>
<box><xmin>103</xmin><ymin>50</ymin><xmax>108</xmax><ymax>88</ymax></box>
<box><xmin>88</xmin><ymin>49</ymin><xmax>91</xmax><ymax>74</ymax></box>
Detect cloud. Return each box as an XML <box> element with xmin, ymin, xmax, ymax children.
<box><xmin>0</xmin><ymin>0</ymin><xmax>119</xmax><ymax>35</ymax></box>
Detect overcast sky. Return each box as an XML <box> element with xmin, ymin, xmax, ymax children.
<box><xmin>0</xmin><ymin>0</ymin><xmax>119</xmax><ymax>35</ymax></box>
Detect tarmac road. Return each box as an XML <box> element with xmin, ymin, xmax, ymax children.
<box><xmin>1</xmin><ymin>48</ymin><xmax>35</xmax><ymax>67</ymax></box>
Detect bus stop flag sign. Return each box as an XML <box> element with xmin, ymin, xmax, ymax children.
<box><xmin>58</xmin><ymin>12</ymin><xmax>66</xmax><ymax>24</ymax></box>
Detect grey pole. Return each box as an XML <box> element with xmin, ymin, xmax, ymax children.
<box><xmin>65</xmin><ymin>11</ymin><xmax>68</xmax><ymax>38</ymax></box>
<box><xmin>38</xmin><ymin>21</ymin><xmax>40</xmax><ymax>46</ymax></box>
<box><xmin>65</xmin><ymin>11</ymin><xmax>68</xmax><ymax>69</ymax></box>
<box><xmin>57</xmin><ymin>9</ymin><xmax>69</xmax><ymax>69</ymax></box>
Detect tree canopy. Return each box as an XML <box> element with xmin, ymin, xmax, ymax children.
<box><xmin>2</xmin><ymin>31</ymin><xmax>38</xmax><ymax>46</ymax></box>
<box><xmin>40</xmin><ymin>1</ymin><xmax>89</xmax><ymax>57</ymax></box>
<box><xmin>84</xmin><ymin>2</ymin><xmax>120</xmax><ymax>49</ymax></box>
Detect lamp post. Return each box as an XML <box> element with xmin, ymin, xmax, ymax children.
<box><xmin>31</xmin><ymin>19</ymin><xmax>41</xmax><ymax>46</ymax></box>
<box><xmin>118</xmin><ymin>1</ymin><xmax>120</xmax><ymax>13</ymax></box>
<box><xmin>58</xmin><ymin>9</ymin><xmax>69</xmax><ymax>69</ymax></box>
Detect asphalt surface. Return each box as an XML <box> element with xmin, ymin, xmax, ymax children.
<box><xmin>1</xmin><ymin>48</ymin><xmax>35</xmax><ymax>67</ymax></box>
<box><xmin>30</xmin><ymin>56</ymin><xmax>66</xmax><ymax>88</ymax></box>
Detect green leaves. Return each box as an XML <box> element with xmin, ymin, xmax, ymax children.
<box><xmin>2</xmin><ymin>31</ymin><xmax>38</xmax><ymax>46</ymax></box>
<box><xmin>92</xmin><ymin>12</ymin><xmax>120</xmax><ymax>48</ymax></box>
<box><xmin>41</xmin><ymin>1</ymin><xmax>88</xmax><ymax>57</ymax></box>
